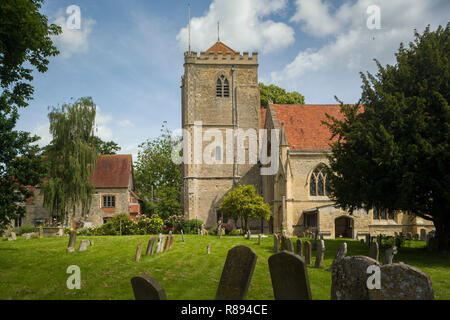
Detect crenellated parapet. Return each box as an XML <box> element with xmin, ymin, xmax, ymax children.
<box><xmin>184</xmin><ymin>51</ymin><xmax>258</xmax><ymax>65</ymax></box>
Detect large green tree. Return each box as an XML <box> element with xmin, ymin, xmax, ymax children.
<box><xmin>42</xmin><ymin>97</ymin><xmax>98</xmax><ymax>223</ymax></box>
<box><xmin>219</xmin><ymin>184</ymin><xmax>271</xmax><ymax>232</ymax></box>
<box><xmin>0</xmin><ymin>0</ymin><xmax>60</xmax><ymax>230</ymax></box>
<box><xmin>92</xmin><ymin>136</ymin><xmax>121</xmax><ymax>155</ymax></box>
<box><xmin>324</xmin><ymin>24</ymin><xmax>450</xmax><ymax>251</ymax></box>
<box><xmin>135</xmin><ymin>122</ymin><xmax>181</xmax><ymax>219</ymax></box>
<box><xmin>259</xmin><ymin>83</ymin><xmax>305</xmax><ymax>108</ymax></box>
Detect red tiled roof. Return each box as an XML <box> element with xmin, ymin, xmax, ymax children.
<box><xmin>206</xmin><ymin>41</ymin><xmax>236</xmax><ymax>56</ymax></box>
<box><xmin>269</xmin><ymin>104</ymin><xmax>345</xmax><ymax>151</ymax></box>
<box><xmin>90</xmin><ymin>155</ymin><xmax>132</xmax><ymax>188</ymax></box>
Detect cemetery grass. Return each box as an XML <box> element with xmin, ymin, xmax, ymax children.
<box><xmin>0</xmin><ymin>235</ymin><xmax>449</xmax><ymax>300</ymax></box>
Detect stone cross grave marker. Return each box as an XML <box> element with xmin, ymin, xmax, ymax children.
<box><xmin>328</xmin><ymin>242</ymin><xmax>347</xmax><ymax>272</ymax></box>
<box><xmin>268</xmin><ymin>251</ymin><xmax>312</xmax><ymax>300</ymax></box>
<box><xmin>296</xmin><ymin>238</ymin><xmax>303</xmax><ymax>256</ymax></box>
<box><xmin>314</xmin><ymin>239</ymin><xmax>325</xmax><ymax>268</ymax></box>
<box><xmin>383</xmin><ymin>246</ymin><xmax>398</xmax><ymax>265</ymax></box>
<box><xmin>368</xmin><ymin>242</ymin><xmax>379</xmax><ymax>261</ymax></box>
<box><xmin>146</xmin><ymin>237</ymin><xmax>156</xmax><ymax>256</ymax></box>
<box><xmin>304</xmin><ymin>241</ymin><xmax>312</xmax><ymax>265</ymax></box>
<box><xmin>273</xmin><ymin>234</ymin><xmax>279</xmax><ymax>253</ymax></box>
<box><xmin>215</xmin><ymin>245</ymin><xmax>257</xmax><ymax>300</ymax></box>
<box><xmin>285</xmin><ymin>237</ymin><xmax>294</xmax><ymax>253</ymax></box>
<box><xmin>131</xmin><ymin>274</ymin><xmax>167</xmax><ymax>300</ymax></box>
<box><xmin>135</xmin><ymin>243</ymin><xmax>143</xmax><ymax>262</ymax></box>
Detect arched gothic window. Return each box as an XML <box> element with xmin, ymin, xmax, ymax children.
<box><xmin>216</xmin><ymin>74</ymin><xmax>229</xmax><ymax>98</ymax></box>
<box><xmin>310</xmin><ymin>165</ymin><xmax>330</xmax><ymax>196</ymax></box>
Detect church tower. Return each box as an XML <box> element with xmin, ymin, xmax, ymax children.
<box><xmin>180</xmin><ymin>42</ymin><xmax>261</xmax><ymax>227</ymax></box>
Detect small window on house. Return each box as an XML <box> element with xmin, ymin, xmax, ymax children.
<box><xmin>373</xmin><ymin>207</ymin><xmax>395</xmax><ymax>220</ymax></box>
<box><xmin>215</xmin><ymin>146</ymin><xmax>222</xmax><ymax>161</ymax></box>
<box><xmin>304</xmin><ymin>212</ymin><xmax>317</xmax><ymax>228</ymax></box>
<box><xmin>310</xmin><ymin>165</ymin><xmax>330</xmax><ymax>196</ymax></box>
<box><xmin>103</xmin><ymin>195</ymin><xmax>115</xmax><ymax>208</ymax></box>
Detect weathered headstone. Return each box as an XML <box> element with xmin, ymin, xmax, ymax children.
<box><xmin>78</xmin><ymin>240</ymin><xmax>89</xmax><ymax>252</ymax></box>
<box><xmin>131</xmin><ymin>274</ymin><xmax>167</xmax><ymax>300</ymax></box>
<box><xmin>268</xmin><ymin>251</ymin><xmax>312</xmax><ymax>300</ymax></box>
<box><xmin>66</xmin><ymin>247</ymin><xmax>75</xmax><ymax>253</ymax></box>
<box><xmin>365</xmin><ymin>234</ymin><xmax>371</xmax><ymax>247</ymax></box>
<box><xmin>258</xmin><ymin>234</ymin><xmax>262</xmax><ymax>245</ymax></box>
<box><xmin>413</xmin><ymin>234</ymin><xmax>419</xmax><ymax>241</ymax></box>
<box><xmin>218</xmin><ymin>226</ymin><xmax>222</xmax><ymax>238</ymax></box>
<box><xmin>360</xmin><ymin>239</ymin><xmax>364</xmax><ymax>245</ymax></box>
<box><xmin>181</xmin><ymin>229</ymin><xmax>185</xmax><ymax>242</ymax></box>
<box><xmin>331</xmin><ymin>256</ymin><xmax>379</xmax><ymax>300</ymax></box>
<box><xmin>89</xmin><ymin>240</ymin><xmax>94</xmax><ymax>246</ymax></box>
<box><xmin>25</xmin><ymin>233</ymin><xmax>31</xmax><ymax>240</ymax></box>
<box><xmin>39</xmin><ymin>227</ymin><xmax>43</xmax><ymax>238</ymax></box>
<box><xmin>383</xmin><ymin>246</ymin><xmax>397</xmax><ymax>265</ymax></box>
<box><xmin>314</xmin><ymin>239</ymin><xmax>325</xmax><ymax>268</ymax></box>
<box><xmin>135</xmin><ymin>243</ymin><xmax>142</xmax><ymax>262</ymax></box>
<box><xmin>156</xmin><ymin>234</ymin><xmax>163</xmax><ymax>253</ymax></box>
<box><xmin>285</xmin><ymin>237</ymin><xmax>294</xmax><ymax>253</ymax></box>
<box><xmin>406</xmin><ymin>232</ymin><xmax>412</xmax><ymax>240</ymax></box>
<box><xmin>215</xmin><ymin>245</ymin><xmax>257</xmax><ymax>300</ymax></box>
<box><xmin>328</xmin><ymin>242</ymin><xmax>347</xmax><ymax>271</ymax></box>
<box><xmin>273</xmin><ymin>234</ymin><xmax>279</xmax><ymax>253</ymax></box>
<box><xmin>246</xmin><ymin>230</ymin><xmax>251</xmax><ymax>240</ymax></box>
<box><xmin>368</xmin><ymin>242</ymin><xmax>379</xmax><ymax>261</ymax></box>
<box><xmin>420</xmin><ymin>229</ymin><xmax>426</xmax><ymax>241</ymax></box>
<box><xmin>296</xmin><ymin>239</ymin><xmax>303</xmax><ymax>256</ymax></box>
<box><xmin>304</xmin><ymin>241</ymin><xmax>312</xmax><ymax>265</ymax></box>
<box><xmin>163</xmin><ymin>236</ymin><xmax>170</xmax><ymax>252</ymax></box>
<box><xmin>9</xmin><ymin>232</ymin><xmax>17</xmax><ymax>241</ymax></box>
<box><xmin>145</xmin><ymin>237</ymin><xmax>156</xmax><ymax>256</ymax></box>
<box><xmin>168</xmin><ymin>235</ymin><xmax>174</xmax><ymax>250</ymax></box>
<box><xmin>207</xmin><ymin>243</ymin><xmax>211</xmax><ymax>255</ymax></box>
<box><xmin>368</xmin><ymin>263</ymin><xmax>434</xmax><ymax>300</ymax></box>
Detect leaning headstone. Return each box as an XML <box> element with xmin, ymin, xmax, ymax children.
<box><xmin>163</xmin><ymin>236</ymin><xmax>170</xmax><ymax>252</ymax></box>
<box><xmin>145</xmin><ymin>237</ymin><xmax>156</xmax><ymax>256</ymax></box>
<box><xmin>268</xmin><ymin>251</ymin><xmax>312</xmax><ymax>300</ymax></box>
<box><xmin>296</xmin><ymin>239</ymin><xmax>303</xmax><ymax>256</ymax></box>
<box><xmin>258</xmin><ymin>234</ymin><xmax>262</xmax><ymax>245</ymax></box>
<box><xmin>215</xmin><ymin>245</ymin><xmax>258</xmax><ymax>300</ymax></box>
<box><xmin>368</xmin><ymin>263</ymin><xmax>434</xmax><ymax>300</ymax></box>
<box><xmin>285</xmin><ymin>237</ymin><xmax>294</xmax><ymax>253</ymax></box>
<box><xmin>383</xmin><ymin>246</ymin><xmax>398</xmax><ymax>265</ymax></box>
<box><xmin>207</xmin><ymin>244</ymin><xmax>211</xmax><ymax>255</ymax></box>
<box><xmin>131</xmin><ymin>274</ymin><xmax>167</xmax><ymax>300</ymax></box>
<box><xmin>168</xmin><ymin>235</ymin><xmax>174</xmax><ymax>250</ymax></box>
<box><xmin>314</xmin><ymin>240</ymin><xmax>325</xmax><ymax>268</ymax></box>
<box><xmin>156</xmin><ymin>234</ymin><xmax>163</xmax><ymax>253</ymax></box>
<box><xmin>273</xmin><ymin>234</ymin><xmax>279</xmax><ymax>253</ymax></box>
<box><xmin>181</xmin><ymin>230</ymin><xmax>185</xmax><ymax>242</ymax></box>
<box><xmin>68</xmin><ymin>231</ymin><xmax>77</xmax><ymax>249</ymax></box>
<box><xmin>331</xmin><ymin>256</ymin><xmax>379</xmax><ymax>300</ymax></box>
<box><xmin>328</xmin><ymin>242</ymin><xmax>347</xmax><ymax>271</ymax></box>
<box><xmin>78</xmin><ymin>240</ymin><xmax>89</xmax><ymax>252</ymax></box>
<box><xmin>304</xmin><ymin>241</ymin><xmax>312</xmax><ymax>265</ymax></box>
<box><xmin>368</xmin><ymin>242</ymin><xmax>379</xmax><ymax>261</ymax></box>
<box><xmin>420</xmin><ymin>229</ymin><xmax>426</xmax><ymax>241</ymax></box>
<box><xmin>135</xmin><ymin>243</ymin><xmax>143</xmax><ymax>262</ymax></box>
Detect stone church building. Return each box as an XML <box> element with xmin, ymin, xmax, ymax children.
<box><xmin>181</xmin><ymin>41</ymin><xmax>435</xmax><ymax>239</ymax></box>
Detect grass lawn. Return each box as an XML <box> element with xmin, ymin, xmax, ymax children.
<box><xmin>0</xmin><ymin>235</ymin><xmax>449</xmax><ymax>300</ymax></box>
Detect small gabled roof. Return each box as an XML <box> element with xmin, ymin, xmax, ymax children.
<box><xmin>206</xmin><ymin>41</ymin><xmax>236</xmax><ymax>56</ymax></box>
<box><xmin>90</xmin><ymin>154</ymin><xmax>133</xmax><ymax>188</ymax></box>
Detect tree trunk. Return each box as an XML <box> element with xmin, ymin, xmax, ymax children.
<box><xmin>244</xmin><ymin>218</ymin><xmax>248</xmax><ymax>233</ymax></box>
<box><xmin>435</xmin><ymin>215</ymin><xmax>450</xmax><ymax>252</ymax></box>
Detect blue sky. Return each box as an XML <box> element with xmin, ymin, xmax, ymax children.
<box><xmin>16</xmin><ymin>0</ymin><xmax>449</xmax><ymax>160</ymax></box>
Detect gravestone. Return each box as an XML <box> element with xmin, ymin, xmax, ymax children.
<box><xmin>314</xmin><ymin>240</ymin><xmax>325</xmax><ymax>268</ymax></box>
<box><xmin>365</xmin><ymin>234</ymin><xmax>371</xmax><ymax>247</ymax></box>
<box><xmin>394</xmin><ymin>231</ymin><xmax>398</xmax><ymax>237</ymax></box>
<box><xmin>66</xmin><ymin>247</ymin><xmax>75</xmax><ymax>253</ymax></box>
<box><xmin>215</xmin><ymin>245</ymin><xmax>257</xmax><ymax>300</ymax></box>
<box><xmin>406</xmin><ymin>232</ymin><xmax>412</xmax><ymax>240</ymax></box>
<box><xmin>258</xmin><ymin>234</ymin><xmax>262</xmax><ymax>245</ymax></box>
<box><xmin>156</xmin><ymin>234</ymin><xmax>163</xmax><ymax>253</ymax></box>
<box><xmin>181</xmin><ymin>230</ymin><xmax>185</xmax><ymax>242</ymax></box>
<box><xmin>414</xmin><ymin>234</ymin><xmax>419</xmax><ymax>241</ymax></box>
<box><xmin>285</xmin><ymin>237</ymin><xmax>294</xmax><ymax>253</ymax></box>
<box><xmin>25</xmin><ymin>233</ymin><xmax>31</xmax><ymax>240</ymax></box>
<box><xmin>312</xmin><ymin>231</ymin><xmax>318</xmax><ymax>251</ymax></box>
<box><xmin>207</xmin><ymin>244</ymin><xmax>211</xmax><ymax>255</ymax></box>
<box><xmin>377</xmin><ymin>235</ymin><xmax>382</xmax><ymax>248</ymax></box>
<box><xmin>360</xmin><ymin>239</ymin><xmax>364</xmax><ymax>245</ymax></box>
<box><xmin>163</xmin><ymin>236</ymin><xmax>170</xmax><ymax>252</ymax></box>
<box><xmin>368</xmin><ymin>263</ymin><xmax>434</xmax><ymax>300</ymax></box>
<box><xmin>304</xmin><ymin>241</ymin><xmax>312</xmax><ymax>265</ymax></box>
<box><xmin>268</xmin><ymin>251</ymin><xmax>312</xmax><ymax>300</ymax></box>
<box><xmin>78</xmin><ymin>240</ymin><xmax>89</xmax><ymax>252</ymax></box>
<box><xmin>89</xmin><ymin>240</ymin><xmax>94</xmax><ymax>246</ymax></box>
<box><xmin>218</xmin><ymin>226</ymin><xmax>222</xmax><ymax>238</ymax></box>
<box><xmin>168</xmin><ymin>235</ymin><xmax>174</xmax><ymax>250</ymax></box>
<box><xmin>273</xmin><ymin>234</ymin><xmax>279</xmax><ymax>253</ymax></box>
<box><xmin>420</xmin><ymin>229</ymin><xmax>426</xmax><ymax>241</ymax></box>
<box><xmin>280</xmin><ymin>236</ymin><xmax>286</xmax><ymax>251</ymax></box>
<box><xmin>246</xmin><ymin>230</ymin><xmax>251</xmax><ymax>240</ymax></box>
<box><xmin>331</xmin><ymin>256</ymin><xmax>379</xmax><ymax>300</ymax></box>
<box><xmin>328</xmin><ymin>242</ymin><xmax>347</xmax><ymax>272</ymax></box>
<box><xmin>131</xmin><ymin>274</ymin><xmax>167</xmax><ymax>300</ymax></box>
<box><xmin>145</xmin><ymin>237</ymin><xmax>156</xmax><ymax>256</ymax></box>
<box><xmin>395</xmin><ymin>236</ymin><xmax>402</xmax><ymax>248</ymax></box>
<box><xmin>9</xmin><ymin>232</ymin><xmax>17</xmax><ymax>241</ymax></box>
<box><xmin>296</xmin><ymin>239</ymin><xmax>303</xmax><ymax>256</ymax></box>
<box><xmin>383</xmin><ymin>246</ymin><xmax>397</xmax><ymax>265</ymax></box>
<box><xmin>135</xmin><ymin>243</ymin><xmax>142</xmax><ymax>262</ymax></box>
<box><xmin>368</xmin><ymin>242</ymin><xmax>379</xmax><ymax>261</ymax></box>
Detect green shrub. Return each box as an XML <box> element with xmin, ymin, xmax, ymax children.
<box><xmin>136</xmin><ymin>215</ymin><xmax>164</xmax><ymax>235</ymax></box>
<box><xmin>228</xmin><ymin>229</ymin><xmax>241</xmax><ymax>236</ymax></box>
<box><xmin>164</xmin><ymin>215</ymin><xmax>185</xmax><ymax>233</ymax></box>
<box><xmin>77</xmin><ymin>227</ymin><xmax>96</xmax><ymax>236</ymax></box>
<box><xmin>16</xmin><ymin>224</ymin><xmax>36</xmax><ymax>235</ymax></box>
<box><xmin>182</xmin><ymin>219</ymin><xmax>203</xmax><ymax>234</ymax></box>
<box><xmin>209</xmin><ymin>226</ymin><xmax>218</xmax><ymax>235</ymax></box>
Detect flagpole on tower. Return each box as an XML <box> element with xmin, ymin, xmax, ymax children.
<box><xmin>217</xmin><ymin>21</ymin><xmax>220</xmax><ymax>42</ymax></box>
<box><xmin>188</xmin><ymin>3</ymin><xmax>191</xmax><ymax>53</ymax></box>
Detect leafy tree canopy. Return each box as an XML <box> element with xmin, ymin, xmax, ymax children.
<box><xmin>0</xmin><ymin>0</ymin><xmax>60</xmax><ymax>230</ymax></box>
<box><xmin>135</xmin><ymin>122</ymin><xmax>181</xmax><ymax>220</ymax></box>
<box><xmin>324</xmin><ymin>24</ymin><xmax>450</xmax><ymax>251</ymax></box>
<box><xmin>259</xmin><ymin>83</ymin><xmax>305</xmax><ymax>108</ymax></box>
<box><xmin>219</xmin><ymin>184</ymin><xmax>271</xmax><ymax>232</ymax></box>
<box><xmin>92</xmin><ymin>136</ymin><xmax>121</xmax><ymax>155</ymax></box>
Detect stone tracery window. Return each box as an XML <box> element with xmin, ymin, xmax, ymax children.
<box><xmin>309</xmin><ymin>165</ymin><xmax>330</xmax><ymax>197</ymax></box>
<box><xmin>216</xmin><ymin>74</ymin><xmax>229</xmax><ymax>98</ymax></box>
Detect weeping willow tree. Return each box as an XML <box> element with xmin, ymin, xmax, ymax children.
<box><xmin>42</xmin><ymin>97</ymin><xmax>98</xmax><ymax>223</ymax></box>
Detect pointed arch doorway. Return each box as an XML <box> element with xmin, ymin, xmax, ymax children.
<box><xmin>335</xmin><ymin>216</ymin><xmax>353</xmax><ymax>238</ymax></box>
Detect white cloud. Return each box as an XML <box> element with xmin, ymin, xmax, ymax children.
<box><xmin>118</xmin><ymin>120</ymin><xmax>135</xmax><ymax>128</ymax></box>
<box><xmin>94</xmin><ymin>106</ymin><xmax>114</xmax><ymax>141</ymax></box>
<box><xmin>176</xmin><ymin>0</ymin><xmax>294</xmax><ymax>53</ymax></box>
<box><xmin>272</xmin><ymin>0</ymin><xmax>449</xmax><ymax>95</ymax></box>
<box><xmin>52</xmin><ymin>9</ymin><xmax>96</xmax><ymax>58</ymax></box>
<box><xmin>32</xmin><ymin>123</ymin><xmax>52</xmax><ymax>147</ymax></box>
